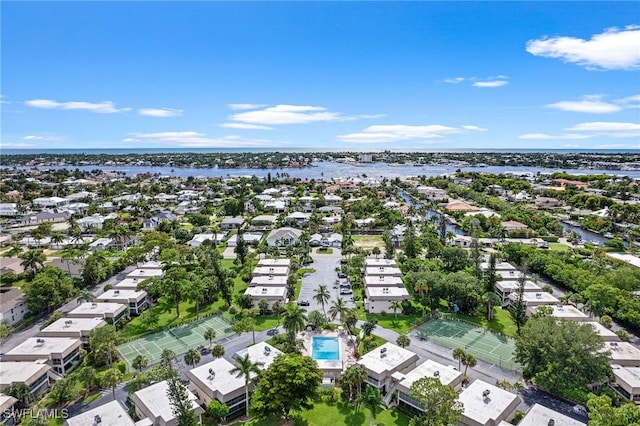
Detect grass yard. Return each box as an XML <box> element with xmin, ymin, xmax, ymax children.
<box><xmin>445</xmin><ymin>307</ymin><xmax>517</xmax><ymax>337</ymax></box>
<box><xmin>233</xmin><ymin>401</ymin><xmax>410</xmax><ymax>426</ymax></box>
<box><xmin>352</xmin><ymin>235</ymin><xmax>384</xmax><ymax>249</ymax></box>
<box><xmin>356</xmin><ymin>311</ymin><xmax>422</xmax><ymax>335</ymax></box>
<box><xmin>254</xmin><ymin>316</ymin><xmax>280</xmax><ymax>331</ymax></box>
<box><xmin>315</xmin><ymin>248</ymin><xmax>334</xmax><ymax>254</ymax></box>
<box><xmin>548</xmin><ymin>243</ymin><xmax>570</xmax><ymax>252</ymax></box>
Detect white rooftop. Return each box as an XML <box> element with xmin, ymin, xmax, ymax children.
<box><xmin>364</xmin><ymin>258</ymin><xmax>398</xmax><ymax>267</ymax></box>
<box><xmin>234</xmin><ymin>342</ymin><xmax>283</xmax><ymax>371</ymax></box>
<box><xmin>114</xmin><ymin>277</ymin><xmax>146</xmax><ymax>289</ymax></box>
<box><xmin>132</xmin><ymin>380</ymin><xmax>201</xmax><ymax>424</ymax></box>
<box><xmin>365</xmin><ymin>287</ymin><xmax>411</xmax><ymax>299</ymax></box>
<box><xmin>127</xmin><ymin>268</ymin><xmax>163</xmax><ymax>279</ymax></box>
<box><xmin>536</xmin><ymin>304</ymin><xmax>590</xmax><ymax>321</ymax></box>
<box><xmin>607</xmin><ymin>253</ymin><xmax>640</xmax><ymax>268</ymax></box>
<box><xmin>137</xmin><ymin>261</ymin><xmax>163</xmax><ymax>269</ymax></box>
<box><xmin>244</xmin><ymin>286</ymin><xmax>287</xmax><ymax>298</ymax></box>
<box><xmin>252</xmin><ymin>266</ymin><xmax>289</xmax><ymax>276</ymax></box>
<box><xmin>250</xmin><ymin>275</ymin><xmax>288</xmax><ymax>286</ymax></box>
<box><xmin>459</xmin><ymin>379</ymin><xmax>520</xmax><ymax>426</ymax></box>
<box><xmin>188</xmin><ymin>358</ymin><xmax>247</xmax><ymax>397</ymax></box>
<box><xmin>68</xmin><ymin>302</ymin><xmax>127</xmax><ymax>316</ymax></box>
<box><xmin>97</xmin><ymin>289</ymin><xmax>146</xmax><ymax>301</ymax></box>
<box><xmin>40</xmin><ymin>317</ymin><xmax>106</xmax><ymax>334</ymax></box>
<box><xmin>585</xmin><ymin>322</ymin><xmax>620</xmax><ymax>341</ymax></box>
<box><xmin>396</xmin><ymin>359</ymin><xmax>463</xmax><ymax>392</ymax></box>
<box><xmin>496</xmin><ymin>269</ymin><xmax>529</xmax><ymax>281</ymax></box>
<box><xmin>496</xmin><ymin>280</ymin><xmax>542</xmax><ymax>292</ymax></box>
<box><xmin>0</xmin><ymin>361</ymin><xmax>51</xmax><ymax>387</ymax></box>
<box><xmin>605</xmin><ymin>342</ymin><xmax>640</xmax><ymax>365</ymax></box>
<box><xmin>358</xmin><ymin>343</ymin><xmax>418</xmax><ymax>375</ymax></box>
<box><xmin>5</xmin><ymin>337</ymin><xmax>80</xmax><ymax>357</ymax></box>
<box><xmin>510</xmin><ymin>292</ymin><xmax>559</xmax><ymax>304</ymax></box>
<box><xmin>257</xmin><ymin>258</ymin><xmax>291</xmax><ymax>267</ymax></box>
<box><xmin>64</xmin><ymin>400</ymin><xmax>135</xmax><ymax>426</ymax></box>
<box><xmin>613</xmin><ymin>366</ymin><xmax>640</xmax><ymax>388</ymax></box>
<box><xmin>364</xmin><ymin>266</ymin><xmax>402</xmax><ymax>276</ymax></box>
<box><xmin>519</xmin><ymin>403</ymin><xmax>586</xmax><ymax>426</ymax></box>
<box><xmin>364</xmin><ymin>275</ymin><xmax>404</xmax><ymax>287</ymax></box>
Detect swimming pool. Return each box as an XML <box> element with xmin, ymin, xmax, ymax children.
<box><xmin>311</xmin><ymin>336</ymin><xmax>340</xmax><ymax>361</ymax></box>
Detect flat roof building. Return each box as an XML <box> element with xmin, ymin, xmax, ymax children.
<box><xmin>519</xmin><ymin>403</ymin><xmax>586</xmax><ymax>426</ymax></box>
<box><xmin>458</xmin><ymin>379</ymin><xmax>521</xmax><ymax>426</ymax></box>
<box><xmin>187</xmin><ymin>358</ymin><xmax>251</xmax><ymax>417</ymax></box>
<box><xmin>66</xmin><ymin>302</ymin><xmax>127</xmax><ymax>324</ymax></box>
<box><xmin>364</xmin><ymin>275</ymin><xmax>404</xmax><ymax>287</ymax></box>
<box><xmin>364</xmin><ymin>287</ymin><xmax>411</xmax><ymax>314</ymax></box>
<box><xmin>234</xmin><ymin>342</ymin><xmax>283</xmax><ymax>371</ymax></box>
<box><xmin>64</xmin><ymin>400</ymin><xmax>135</xmax><ymax>426</ymax></box>
<box><xmin>256</xmin><ymin>258</ymin><xmax>291</xmax><ymax>268</ymax></box>
<box><xmin>364</xmin><ymin>258</ymin><xmax>398</xmax><ymax>268</ymax></box>
<box><xmin>508</xmin><ymin>291</ymin><xmax>559</xmax><ymax>308</ymax></box>
<box><xmin>249</xmin><ymin>275</ymin><xmax>288</xmax><ymax>287</ymax></box>
<box><xmin>244</xmin><ymin>286</ymin><xmax>287</xmax><ymax>309</ymax></box>
<box><xmin>0</xmin><ymin>361</ymin><xmax>51</xmax><ymax>395</ymax></box>
<box><xmin>0</xmin><ymin>394</ymin><xmax>18</xmax><ymax>426</ymax></box>
<box><xmin>113</xmin><ymin>277</ymin><xmax>147</xmax><ymax>290</ymax></box>
<box><xmin>39</xmin><ymin>317</ymin><xmax>107</xmax><ymax>347</ymax></box>
<box><xmin>531</xmin><ymin>304</ymin><xmax>590</xmax><ymax>321</ymax></box>
<box><xmin>364</xmin><ymin>266</ymin><xmax>402</xmax><ymax>277</ymax></box>
<box><xmin>611</xmin><ymin>367</ymin><xmax>640</xmax><ymax>404</ymax></box>
<box><xmin>127</xmin><ymin>268</ymin><xmax>164</xmax><ymax>280</ymax></box>
<box><xmin>131</xmin><ymin>380</ymin><xmax>204</xmax><ymax>426</ymax></box>
<box><xmin>251</xmin><ymin>266</ymin><xmax>289</xmax><ymax>278</ymax></box>
<box><xmin>3</xmin><ymin>337</ymin><xmax>82</xmax><ymax>375</ymax></box>
<box><xmin>585</xmin><ymin>322</ymin><xmax>620</xmax><ymax>342</ymax></box>
<box><xmin>605</xmin><ymin>342</ymin><xmax>640</xmax><ymax>367</ymax></box>
<box><xmin>97</xmin><ymin>289</ymin><xmax>148</xmax><ymax>315</ymax></box>
<box><xmin>358</xmin><ymin>343</ymin><xmax>419</xmax><ymax>395</ymax></box>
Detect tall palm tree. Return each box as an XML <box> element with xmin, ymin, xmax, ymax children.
<box><xmin>313</xmin><ymin>285</ymin><xmax>331</xmax><ymax>318</ymax></box>
<box><xmin>396</xmin><ymin>334</ymin><xmax>411</xmax><ymax>348</ymax></box>
<box><xmin>50</xmin><ymin>232</ymin><xmax>65</xmax><ymax>248</ymax></box>
<box><xmin>19</xmin><ymin>249</ymin><xmax>46</xmax><ymax>277</ymax></box>
<box><xmin>204</xmin><ymin>328</ymin><xmax>216</xmax><ymax>347</ymax></box>
<box><xmin>76</xmin><ymin>289</ymin><xmax>94</xmax><ymax>304</ymax></box>
<box><xmin>462</xmin><ymin>352</ymin><xmax>477</xmax><ymax>376</ymax></box>
<box><xmin>413</xmin><ymin>280</ymin><xmax>428</xmax><ymax>299</ymax></box>
<box><xmin>282</xmin><ymin>303</ymin><xmax>307</xmax><ymax>341</ymax></box>
<box><xmin>101</xmin><ymin>367</ymin><xmax>123</xmax><ymax>400</ymax></box>
<box><xmin>328</xmin><ymin>298</ymin><xmax>349</xmax><ymax>323</ymax></box>
<box><xmin>389</xmin><ymin>300</ymin><xmax>403</xmax><ymax>319</ymax></box>
<box><xmin>357</xmin><ymin>386</ymin><xmax>386</xmax><ymax>426</ymax></box>
<box><xmin>229</xmin><ymin>354</ymin><xmax>264</xmax><ymax>418</ymax></box>
<box><xmin>184</xmin><ymin>348</ymin><xmax>201</xmax><ymax>368</ymax></box>
<box><xmin>452</xmin><ymin>347</ymin><xmax>466</xmax><ymax>372</ymax></box>
<box><xmin>161</xmin><ymin>349</ymin><xmax>176</xmax><ymax>367</ymax></box>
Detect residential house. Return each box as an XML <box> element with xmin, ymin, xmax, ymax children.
<box><xmin>416</xmin><ymin>186</ymin><xmax>447</xmax><ymax>201</ymax></box>
<box><xmin>20</xmin><ymin>211</ymin><xmax>70</xmax><ymax>225</ymax></box>
<box><xmin>585</xmin><ymin>322</ymin><xmax>621</xmax><ymax>342</ymax></box>
<box><xmin>220</xmin><ymin>217</ymin><xmax>245</xmax><ymax>230</ymax></box>
<box><xmin>0</xmin><ymin>394</ymin><xmax>17</xmax><ymax>426</ymax></box>
<box><xmin>530</xmin><ymin>304</ymin><xmax>589</xmax><ymax>321</ymax></box>
<box><xmin>0</xmin><ymin>203</ymin><xmax>19</xmax><ymax>216</ymax></box>
<box><xmin>89</xmin><ymin>238</ymin><xmax>113</xmax><ymax>251</ymax></box>
<box><xmin>519</xmin><ymin>403</ymin><xmax>586</xmax><ymax>426</ymax></box>
<box><xmin>0</xmin><ymin>288</ymin><xmax>29</xmax><ymax>326</ymax></box>
<box><xmin>67</xmin><ymin>302</ymin><xmax>128</xmax><ymax>325</ymax></box>
<box><xmin>3</xmin><ymin>337</ymin><xmax>82</xmax><ymax>375</ymax></box>
<box><xmin>188</xmin><ymin>232</ymin><xmax>226</xmax><ymax>248</ymax></box>
<box><xmin>494</xmin><ymin>280</ymin><xmax>542</xmax><ymax>306</ymax></box>
<box><xmin>252</xmin><ymin>265</ymin><xmax>289</xmax><ymax>278</ymax></box>
<box><xmin>266</xmin><ymin>227</ymin><xmax>303</xmax><ymax>247</ymax></box>
<box><xmin>395</xmin><ymin>360</ymin><xmax>464</xmax><ymax>414</ymax></box>
<box><xmin>227</xmin><ymin>232</ymin><xmax>263</xmax><ymax>247</ymax></box>
<box><xmin>286</xmin><ymin>212</ymin><xmax>311</xmax><ymax>226</ymax></box>
<box><xmin>444</xmin><ymin>200</ymin><xmax>479</xmax><ymax>212</ymax></box>
<box><xmin>0</xmin><ymin>361</ymin><xmax>51</xmax><ymax>395</ymax></box>
<box><xmin>604</xmin><ymin>342</ymin><xmax>640</xmax><ymax>367</ymax></box>
<box><xmin>233</xmin><ymin>342</ymin><xmax>283</xmax><ymax>371</ymax></box>
<box><xmin>244</xmin><ymin>286</ymin><xmax>287</xmax><ymax>309</ymax></box>
<box><xmin>32</xmin><ymin>197</ymin><xmax>68</xmax><ymax>208</ymax></box>
<box><xmin>501</xmin><ymin>221</ymin><xmax>529</xmax><ymax>232</ymax></box>
<box><xmin>611</xmin><ymin>367</ymin><xmax>640</xmax><ymax>404</ymax></box>
<box><xmin>64</xmin><ymin>400</ymin><xmax>135</xmax><ymax>426</ymax></box>
<box><xmin>76</xmin><ymin>214</ymin><xmax>106</xmax><ymax>232</ymax></box>
<box><xmin>256</xmin><ymin>258</ymin><xmax>291</xmax><ymax>268</ymax></box>
<box><xmin>250</xmin><ymin>215</ymin><xmax>278</xmax><ymax>227</ymax></box>
<box><xmin>364</xmin><ymin>287</ymin><xmax>411</xmax><ymax>313</ymax></box>
<box><xmin>48</xmin><ymin>259</ymin><xmax>83</xmax><ymax>278</ymax></box>
<box><xmin>96</xmin><ymin>289</ymin><xmax>148</xmax><ymax>315</ymax></box>
<box><xmin>507</xmin><ymin>291</ymin><xmax>559</xmax><ymax>309</ymax></box>
<box><xmin>357</xmin><ymin>343</ymin><xmax>419</xmax><ymax>395</ymax></box>
<box><xmin>39</xmin><ymin>317</ymin><xmax>107</xmax><ymax>348</ymax></box>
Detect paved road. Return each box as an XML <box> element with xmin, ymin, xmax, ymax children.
<box><xmin>0</xmin><ymin>265</ymin><xmax>137</xmax><ymax>353</ymax></box>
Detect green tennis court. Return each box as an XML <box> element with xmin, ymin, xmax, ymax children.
<box><xmin>117</xmin><ymin>315</ymin><xmax>233</xmax><ymax>368</ymax></box>
<box><xmin>415</xmin><ymin>317</ymin><xmax>520</xmax><ymax>371</ymax></box>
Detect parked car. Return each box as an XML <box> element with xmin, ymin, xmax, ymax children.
<box><xmin>337</xmin><ymin>272</ymin><xmax>347</xmax><ymax>279</ymax></box>
<box><xmin>298</xmin><ymin>300</ymin><xmax>310</xmax><ymax>306</ymax></box>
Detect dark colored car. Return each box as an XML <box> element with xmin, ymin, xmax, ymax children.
<box><xmin>298</xmin><ymin>300</ymin><xmax>310</xmax><ymax>306</ymax></box>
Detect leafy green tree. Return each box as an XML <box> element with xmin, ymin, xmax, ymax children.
<box><xmin>50</xmin><ymin>377</ymin><xmax>76</xmax><ymax>405</ymax></box>
<box><xmin>313</xmin><ymin>285</ymin><xmax>331</xmax><ymax>318</ymax></box>
<box><xmin>340</xmin><ymin>364</ymin><xmax>367</xmax><ymax>402</ymax></box>
<box><xmin>19</xmin><ymin>249</ymin><xmax>46</xmax><ymax>278</ymax></box>
<box><xmin>234</xmin><ymin>230</ymin><xmax>248</xmax><ymax>266</ymax></box>
<box><xmin>250</xmin><ymin>354</ymin><xmax>322</xmax><ymax>421</ymax></box>
<box><xmin>5</xmin><ymin>383</ymin><xmax>34</xmax><ymax>410</ymax></box>
<box><xmin>357</xmin><ymin>385</ymin><xmax>386</xmax><ymax>426</ymax></box>
<box><xmin>184</xmin><ymin>348</ymin><xmax>201</xmax><ymax>368</ymax></box>
<box><xmin>82</xmin><ymin>253</ymin><xmax>110</xmax><ymax>287</ymax></box>
<box><xmin>586</xmin><ymin>393</ymin><xmax>640</xmax><ymax>426</ymax></box>
<box><xmin>207</xmin><ymin>399</ymin><xmax>230</xmax><ymax>423</ymax></box>
<box><xmin>461</xmin><ymin>352</ymin><xmax>477</xmax><ymax>375</ymax></box>
<box><xmin>101</xmin><ymin>367</ymin><xmax>123</xmax><ymax>400</ymax></box>
<box><xmin>402</xmin><ymin>223</ymin><xmax>419</xmax><ymax>259</ymax></box>
<box><xmin>132</xmin><ymin>355</ymin><xmax>149</xmax><ymax>372</ymax></box>
<box><xmin>183</xmin><ymin>275</ymin><xmax>206</xmax><ymax>316</ymax></box>
<box><xmin>23</xmin><ymin>266</ymin><xmax>75</xmax><ymax>313</ymax></box>
<box><xmin>307</xmin><ymin>310</ymin><xmax>327</xmax><ymax>330</ymax></box>
<box><xmin>515</xmin><ymin>317</ymin><xmax>612</xmax><ymax>399</ymax></box>
<box><xmin>74</xmin><ymin>365</ymin><xmax>97</xmax><ymax>397</ymax></box>
<box><xmin>166</xmin><ymin>372</ymin><xmax>200</xmax><ymax>426</ymax></box>
<box><xmin>361</xmin><ymin>319</ymin><xmax>377</xmax><ymax>336</ymax></box>
<box><xmin>383</xmin><ymin>230</ymin><xmax>395</xmax><ymax>259</ymax></box>
<box><xmin>139</xmin><ymin>309</ymin><xmax>160</xmax><ymax>329</ymax></box>
<box><xmin>232</xmin><ymin>317</ymin><xmax>256</xmax><ymax>344</ymax></box>
<box><xmin>396</xmin><ymin>334</ymin><xmax>411</xmax><ymax>348</ymax></box>
<box><xmin>510</xmin><ymin>270</ymin><xmax>528</xmax><ymax>333</ymax></box>
<box><xmin>230</xmin><ymin>353</ymin><xmax>264</xmax><ymax>418</ymax></box>
<box><xmin>408</xmin><ymin>377</ymin><xmax>464</xmax><ymax>426</ymax></box>
<box><xmin>159</xmin><ymin>267</ymin><xmax>189</xmax><ymax>318</ymax></box>
<box><xmin>440</xmin><ymin>246</ymin><xmax>469</xmax><ymax>272</ymax></box>
<box><xmin>161</xmin><ymin>349</ymin><xmax>177</xmax><ymax>367</ymax></box>
<box><xmin>88</xmin><ymin>324</ymin><xmax>118</xmax><ymax>366</ymax></box>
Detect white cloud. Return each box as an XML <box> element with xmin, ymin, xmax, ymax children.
<box><xmin>461</xmin><ymin>125</ymin><xmax>488</xmax><ymax>131</ymax></box>
<box><xmin>228</xmin><ymin>103</ymin><xmax>268</xmax><ymax>110</ymax></box>
<box><xmin>138</xmin><ymin>108</ymin><xmax>183</xmax><ymax>117</ymax></box>
<box><xmin>336</xmin><ymin>124</ymin><xmax>485</xmax><ymax>144</ymax></box>
<box><xmin>472</xmin><ymin>80</ymin><xmax>508</xmax><ymax>88</ymax></box>
<box><xmin>123</xmin><ymin>131</ymin><xmax>277</xmax><ymax>147</ymax></box>
<box><xmin>25</xmin><ymin>99</ymin><xmax>130</xmax><ymax>113</ymax></box>
<box><xmin>444</xmin><ymin>77</ymin><xmax>466</xmax><ymax>84</ymax></box>
<box><xmin>546</xmin><ymin>94</ymin><xmax>640</xmax><ymax>113</ymax></box>
<box><xmin>526</xmin><ymin>25</ymin><xmax>640</xmax><ymax>70</ymax></box>
<box><xmin>23</xmin><ymin>135</ymin><xmax>65</xmax><ymax>141</ymax></box>
<box><xmin>564</xmin><ymin>121</ymin><xmax>640</xmax><ymax>137</ymax></box>
<box><xmin>220</xmin><ymin>123</ymin><xmax>273</xmax><ymax>130</ymax></box>
<box><xmin>518</xmin><ymin>133</ymin><xmax>593</xmax><ymax>140</ymax></box>
<box><xmin>230</xmin><ymin>104</ymin><xmax>345</xmax><ymax>125</ymax></box>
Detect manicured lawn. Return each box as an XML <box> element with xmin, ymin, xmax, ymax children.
<box><xmin>449</xmin><ymin>307</ymin><xmax>517</xmax><ymax>337</ymax></box>
<box><xmin>548</xmin><ymin>243</ymin><xmax>570</xmax><ymax>252</ymax></box>
<box><xmin>316</xmin><ymin>248</ymin><xmax>334</xmax><ymax>254</ymax></box>
<box><xmin>254</xmin><ymin>316</ymin><xmax>280</xmax><ymax>331</ymax></box>
<box><xmin>234</xmin><ymin>401</ymin><xmax>410</xmax><ymax>426</ymax></box>
<box><xmin>352</xmin><ymin>235</ymin><xmax>384</xmax><ymax>249</ymax></box>
<box><xmin>356</xmin><ymin>310</ymin><xmax>422</xmax><ymax>335</ymax></box>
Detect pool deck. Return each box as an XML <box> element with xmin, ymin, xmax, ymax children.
<box><xmin>301</xmin><ymin>328</ymin><xmax>357</xmax><ymax>380</ymax></box>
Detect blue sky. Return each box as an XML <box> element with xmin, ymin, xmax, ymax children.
<box><xmin>2</xmin><ymin>1</ymin><xmax>639</xmax><ymax>150</ymax></box>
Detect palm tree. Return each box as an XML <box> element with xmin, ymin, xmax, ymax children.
<box><xmin>74</xmin><ymin>366</ymin><xmax>97</xmax><ymax>397</ymax></box>
<box><xmin>413</xmin><ymin>280</ymin><xmax>428</xmax><ymax>299</ymax></box>
<box><xmin>76</xmin><ymin>289</ymin><xmax>94</xmax><ymax>304</ymax></box>
<box><xmin>396</xmin><ymin>334</ymin><xmax>411</xmax><ymax>348</ymax></box>
<box><xmin>50</xmin><ymin>232</ymin><xmax>65</xmax><ymax>248</ymax></box>
<box><xmin>389</xmin><ymin>300</ymin><xmax>403</xmax><ymax>319</ymax></box>
<box><xmin>19</xmin><ymin>249</ymin><xmax>46</xmax><ymax>277</ymax></box>
<box><xmin>184</xmin><ymin>348</ymin><xmax>201</xmax><ymax>368</ymax></box>
<box><xmin>132</xmin><ymin>355</ymin><xmax>149</xmax><ymax>373</ymax></box>
<box><xmin>482</xmin><ymin>292</ymin><xmax>501</xmax><ymax>321</ymax></box>
<box><xmin>453</xmin><ymin>347</ymin><xmax>465</xmax><ymax>372</ymax></box>
<box><xmin>204</xmin><ymin>328</ymin><xmax>216</xmax><ymax>347</ymax></box>
<box><xmin>341</xmin><ymin>364</ymin><xmax>367</xmax><ymax>401</ymax></box>
<box><xmin>161</xmin><ymin>349</ymin><xmax>176</xmax><ymax>367</ymax></box>
<box><xmin>101</xmin><ymin>367</ymin><xmax>123</xmax><ymax>400</ymax></box>
<box><xmin>328</xmin><ymin>298</ymin><xmax>349</xmax><ymax>323</ymax></box>
<box><xmin>357</xmin><ymin>386</ymin><xmax>386</xmax><ymax>426</ymax></box>
<box><xmin>282</xmin><ymin>303</ymin><xmax>307</xmax><ymax>341</ymax></box>
<box><xmin>229</xmin><ymin>354</ymin><xmax>264</xmax><ymax>418</ymax></box>
<box><xmin>313</xmin><ymin>285</ymin><xmax>331</xmax><ymax>318</ymax></box>
<box><xmin>361</xmin><ymin>320</ymin><xmax>377</xmax><ymax>337</ymax></box>
<box><xmin>3</xmin><ymin>244</ymin><xmax>22</xmax><ymax>258</ymax></box>
<box><xmin>462</xmin><ymin>352</ymin><xmax>477</xmax><ymax>376</ymax></box>
<box><xmin>212</xmin><ymin>344</ymin><xmax>225</xmax><ymax>359</ymax></box>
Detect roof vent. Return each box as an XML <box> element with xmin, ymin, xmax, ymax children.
<box><xmin>548</xmin><ymin>420</ymin><xmax>555</xmax><ymax>426</ymax></box>
<box><xmin>536</xmin><ymin>293</ymin><xmax>541</xmax><ymax>299</ymax></box>
<box><xmin>482</xmin><ymin>389</ymin><xmax>491</xmax><ymax>398</ymax></box>
<box><xmin>91</xmin><ymin>302</ymin><xmax>97</xmax><ymax>307</ymax></box>
<box><xmin>36</xmin><ymin>338</ymin><xmax>45</xmax><ymax>344</ymax></box>
<box><xmin>94</xmin><ymin>415</ymin><xmax>102</xmax><ymax>425</ymax></box>
<box><xmin>64</xmin><ymin>320</ymin><xmax>73</xmax><ymax>327</ymax></box>
<box><xmin>208</xmin><ymin>369</ymin><xmax>216</xmax><ymax>380</ymax></box>
<box><xmin>433</xmin><ymin>370</ymin><xmax>440</xmax><ymax>377</ymax></box>
<box><xmin>114</xmin><ymin>290</ymin><xmax>120</xmax><ymax>295</ymax></box>
<box><xmin>380</xmin><ymin>347</ymin><xmax>387</xmax><ymax>354</ymax></box>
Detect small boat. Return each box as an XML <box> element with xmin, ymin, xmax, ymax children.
<box><xmin>604</xmin><ymin>233</ymin><xmax>614</xmax><ymax>239</ymax></box>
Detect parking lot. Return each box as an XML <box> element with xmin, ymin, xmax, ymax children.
<box><xmin>298</xmin><ymin>248</ymin><xmax>355</xmax><ymax>315</ymax></box>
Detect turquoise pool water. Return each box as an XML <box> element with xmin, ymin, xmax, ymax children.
<box><xmin>312</xmin><ymin>337</ymin><xmax>340</xmax><ymax>361</ymax></box>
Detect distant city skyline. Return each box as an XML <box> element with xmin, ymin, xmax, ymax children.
<box><xmin>2</xmin><ymin>2</ymin><xmax>639</xmax><ymax>150</ymax></box>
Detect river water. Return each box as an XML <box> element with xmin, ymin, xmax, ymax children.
<box><xmin>13</xmin><ymin>161</ymin><xmax>640</xmax><ymax>180</ymax></box>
